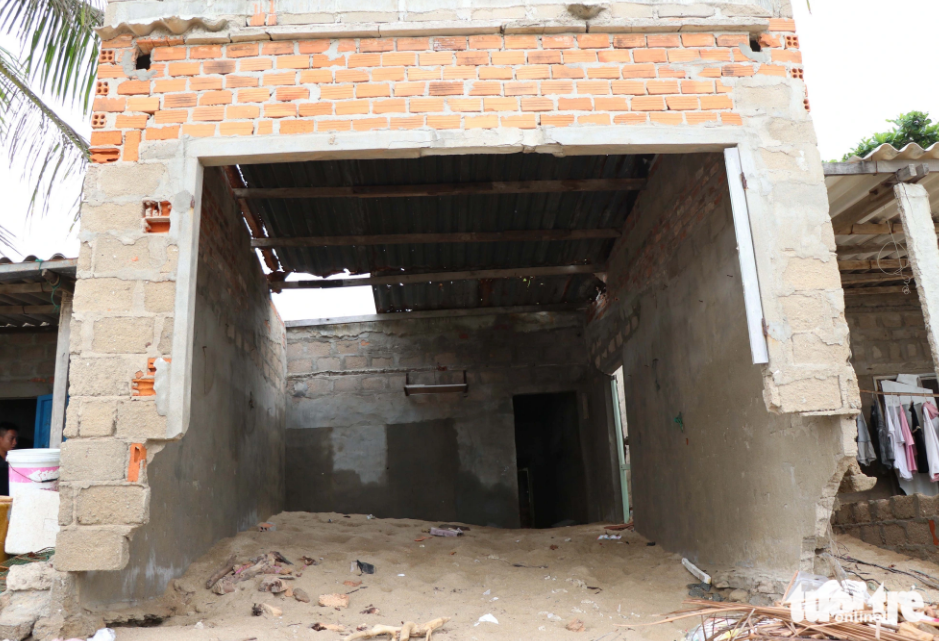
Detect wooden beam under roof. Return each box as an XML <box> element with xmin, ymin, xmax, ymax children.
<box><xmin>839</xmin><ymin>259</ymin><xmax>909</xmax><ymax>271</ymax></box>
<box><xmin>840</xmin><ymin>272</ymin><xmax>913</xmax><ymax>285</ymax></box>
<box><xmin>837</xmin><ymin>241</ymin><xmax>908</xmax><ymax>255</ymax></box>
<box><xmin>843</xmin><ymin>285</ymin><xmax>917</xmax><ymax>296</ymax></box>
<box><xmin>0</xmin><ymin>282</ymin><xmax>62</xmax><ymax>295</ymax></box>
<box><xmin>272</xmin><ymin>264</ymin><xmax>604</xmax><ymax>290</ymax></box>
<box><xmin>234</xmin><ymin>178</ymin><xmax>647</xmax><ymax>200</ymax></box>
<box><xmin>0</xmin><ymin>304</ymin><xmax>58</xmax><ymax>316</ymax></box>
<box><xmin>830</xmin><ymin>164</ymin><xmax>931</xmax><ymax>234</ymax></box>
<box><xmin>831</xmin><ymin>181</ymin><xmax>899</xmax><ymax>234</ymax></box>
<box><xmin>252</xmin><ymin>229</ymin><xmax>621</xmax><ymax>248</ymax></box>
<box><xmin>837</xmin><ymin>222</ymin><xmax>939</xmax><ymax>236</ymax></box>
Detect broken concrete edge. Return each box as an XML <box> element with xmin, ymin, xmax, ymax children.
<box><xmin>0</xmin><ymin>559</ymin><xmax>92</xmax><ymax>641</ymax></box>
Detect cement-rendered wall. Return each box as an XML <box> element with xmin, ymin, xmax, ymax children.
<box><xmin>285</xmin><ymin>312</ymin><xmax>617</xmax><ymax>527</ymax></box>
<box><xmin>586</xmin><ymin>153</ymin><xmax>855</xmax><ymax>583</ymax></box>
<box><xmin>0</xmin><ymin>331</ymin><xmax>58</xmax><ymax>398</ymax></box>
<box><xmin>65</xmin><ymin>167</ymin><xmax>286</xmax><ymax>605</ymax></box>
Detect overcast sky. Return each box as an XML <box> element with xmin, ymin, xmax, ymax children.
<box><xmin>0</xmin><ymin>0</ymin><xmax>934</xmax><ymax>319</ymax></box>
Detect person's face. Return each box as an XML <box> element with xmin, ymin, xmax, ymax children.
<box><xmin>0</xmin><ymin>431</ymin><xmax>18</xmax><ymax>453</ymax></box>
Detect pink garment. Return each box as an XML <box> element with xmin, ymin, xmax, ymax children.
<box><xmin>923</xmin><ymin>402</ymin><xmax>939</xmax><ymax>482</ymax></box>
<box><xmin>899</xmin><ymin>407</ymin><xmax>918</xmax><ymax>473</ymax></box>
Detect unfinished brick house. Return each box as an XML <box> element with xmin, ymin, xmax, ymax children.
<box><xmin>49</xmin><ymin>0</ymin><xmax>931</xmax><ymax>628</ymax></box>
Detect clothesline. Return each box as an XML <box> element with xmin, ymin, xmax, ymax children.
<box><xmin>861</xmin><ymin>389</ymin><xmax>939</xmax><ymax>398</ymax></box>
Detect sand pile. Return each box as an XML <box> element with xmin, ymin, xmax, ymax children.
<box><xmin>98</xmin><ymin>512</ymin><xmax>939</xmax><ymax>641</ymax></box>
<box><xmin>102</xmin><ymin>512</ymin><xmax>691</xmax><ymax>640</ymax></box>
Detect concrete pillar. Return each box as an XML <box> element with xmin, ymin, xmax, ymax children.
<box><xmin>49</xmin><ymin>293</ymin><xmax>72</xmax><ymax>447</ymax></box>
<box><xmin>894</xmin><ymin>183</ymin><xmax>939</xmax><ymax>381</ymax></box>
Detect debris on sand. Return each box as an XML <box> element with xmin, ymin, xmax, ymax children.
<box><xmin>566</xmin><ymin>619</ymin><xmax>586</xmax><ymax>632</ymax></box>
<box><xmin>312</xmin><ymin>622</ymin><xmax>347</xmax><ymax>632</ymax></box>
<box><xmin>251</xmin><ymin>603</ymin><xmax>282</xmax><ymax>617</ymax></box>
<box><xmin>361</xmin><ymin>605</ymin><xmax>380</xmax><ymax>615</ymax></box>
<box><xmin>343</xmin><ymin>616</ymin><xmax>449</xmax><ymax>641</ymax></box>
<box><xmin>474</xmin><ymin>614</ymin><xmax>498</xmax><ymax>626</ymax></box>
<box><xmin>205</xmin><ymin>554</ymin><xmax>236</xmax><ymax>589</ymax></box>
<box><xmin>294</xmin><ymin>588</ymin><xmax>311</xmax><ymax>603</ymax></box>
<box><xmin>319</xmin><ymin>593</ymin><xmax>350</xmax><ymax>609</ymax></box>
<box><xmin>258</xmin><ymin>576</ymin><xmax>288</xmax><ymax>593</ymax></box>
<box><xmin>211</xmin><ymin>577</ymin><xmax>236</xmax><ymax>595</ymax></box>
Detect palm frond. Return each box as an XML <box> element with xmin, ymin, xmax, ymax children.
<box><xmin>0</xmin><ymin>0</ymin><xmax>104</xmax><ymax>113</ymax></box>
<box><xmin>0</xmin><ymin>47</ymin><xmax>89</xmax><ymax>222</ymax></box>
<box><xmin>0</xmin><ymin>225</ymin><xmax>15</xmax><ymax>252</ymax></box>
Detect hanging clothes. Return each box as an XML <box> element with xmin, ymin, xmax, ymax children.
<box><xmin>923</xmin><ymin>402</ymin><xmax>939</xmax><ymax>482</ymax></box>
<box><xmin>871</xmin><ymin>400</ymin><xmax>894</xmax><ymax>470</ymax></box>
<box><xmin>885</xmin><ymin>404</ymin><xmax>912</xmax><ymax>480</ymax></box>
<box><xmin>856</xmin><ymin>412</ymin><xmax>877</xmax><ymax>466</ymax></box>
<box><xmin>910</xmin><ymin>402</ymin><xmax>929</xmax><ymax>473</ymax></box>
<box><xmin>898</xmin><ymin>406</ymin><xmax>918</xmax><ymax>473</ymax></box>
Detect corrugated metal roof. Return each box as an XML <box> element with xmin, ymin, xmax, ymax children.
<box><xmin>240</xmin><ymin>153</ymin><xmax>650</xmax><ymax>312</ymax></box>
<box><xmin>0</xmin><ymin>254</ymin><xmax>75</xmax><ymax>329</ymax></box>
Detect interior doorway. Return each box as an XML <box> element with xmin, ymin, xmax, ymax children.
<box><xmin>0</xmin><ymin>398</ymin><xmax>40</xmax><ymax>449</ymax></box>
<box><xmin>513</xmin><ymin>392</ymin><xmax>588</xmax><ymax>528</ymax></box>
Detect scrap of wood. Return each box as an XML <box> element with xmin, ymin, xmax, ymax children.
<box><xmin>343</xmin><ymin>617</ymin><xmax>449</xmax><ymax>641</ymax></box>
<box><xmin>205</xmin><ymin>554</ymin><xmax>236</xmax><ymax>589</ymax></box>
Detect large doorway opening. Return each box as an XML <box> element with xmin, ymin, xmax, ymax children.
<box><xmin>513</xmin><ymin>392</ymin><xmax>588</xmax><ymax>528</ymax></box>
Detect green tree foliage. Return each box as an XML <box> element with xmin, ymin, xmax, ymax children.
<box><xmin>842</xmin><ymin>111</ymin><xmax>939</xmax><ymax>161</ymax></box>
<box><xmin>0</xmin><ymin>0</ymin><xmax>104</xmax><ymax>249</ymax></box>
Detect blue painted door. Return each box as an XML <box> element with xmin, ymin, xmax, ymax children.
<box><xmin>34</xmin><ymin>394</ymin><xmax>53</xmax><ymax>449</ymax></box>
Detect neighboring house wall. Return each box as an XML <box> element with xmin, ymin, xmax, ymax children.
<box><xmin>845</xmin><ymin>292</ymin><xmax>934</xmax><ymax>415</ymax></box>
<box><xmin>284</xmin><ymin>312</ymin><xmax>617</xmax><ymax>528</ymax></box>
<box><xmin>832</xmin><ymin>494</ymin><xmax>939</xmax><ymax>563</ymax></box>
<box><xmin>0</xmin><ymin>331</ymin><xmax>57</xmax><ymax>398</ymax></box>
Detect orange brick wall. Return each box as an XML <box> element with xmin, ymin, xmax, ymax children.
<box><xmin>91</xmin><ymin>21</ymin><xmax>801</xmax><ymax>162</ymax></box>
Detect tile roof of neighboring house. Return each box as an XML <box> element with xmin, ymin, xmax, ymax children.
<box><xmin>0</xmin><ymin>255</ymin><xmax>76</xmax><ymax>328</ymax></box>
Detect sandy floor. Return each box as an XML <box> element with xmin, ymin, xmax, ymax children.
<box><xmin>100</xmin><ymin>512</ymin><xmax>939</xmax><ymax>641</ymax></box>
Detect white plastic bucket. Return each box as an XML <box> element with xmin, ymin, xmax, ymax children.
<box><xmin>7</xmin><ymin>449</ymin><xmax>60</xmax><ymax>497</ymax></box>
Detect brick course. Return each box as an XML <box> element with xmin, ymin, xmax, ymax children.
<box><xmin>89</xmin><ymin>29</ymin><xmax>805</xmax><ymax>160</ymax></box>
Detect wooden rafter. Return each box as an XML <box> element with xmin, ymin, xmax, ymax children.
<box><xmin>222</xmin><ymin>166</ymin><xmax>281</xmax><ymax>273</ymax></box>
<box><xmin>252</xmin><ymin>229</ymin><xmax>620</xmax><ymax>248</ymax></box>
<box><xmin>839</xmin><ymin>259</ymin><xmax>909</xmax><ymax>271</ymax></box>
<box><xmin>234</xmin><ymin>178</ymin><xmax>647</xmax><ymax>200</ymax></box>
<box><xmin>272</xmin><ymin>264</ymin><xmax>604</xmax><ymax>290</ymax></box>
